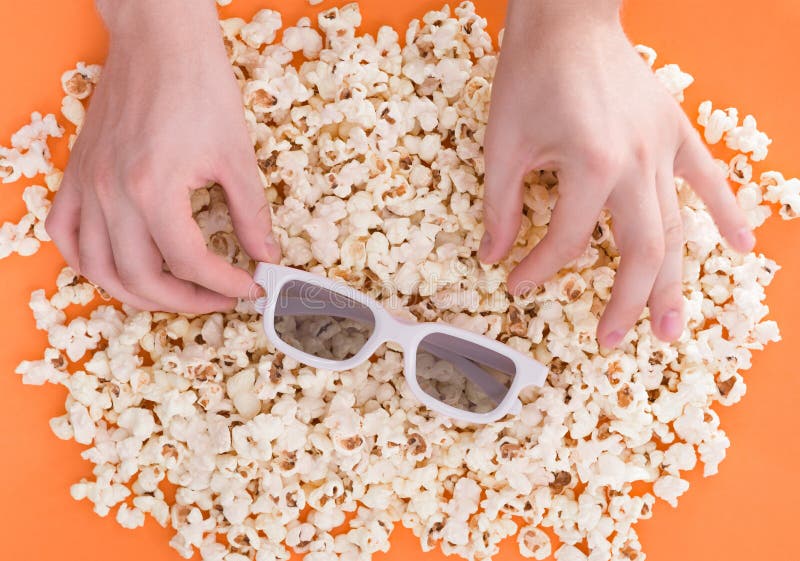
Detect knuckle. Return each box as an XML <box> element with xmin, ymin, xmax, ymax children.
<box><xmin>89</xmin><ymin>165</ymin><xmax>114</xmax><ymax>195</ymax></box>
<box><xmin>634</xmin><ymin>235</ymin><xmax>666</xmax><ymax>266</ymax></box>
<box><xmin>581</xmin><ymin>143</ymin><xmax>622</xmax><ymax>182</ymax></box>
<box><xmin>632</xmin><ymin>141</ymin><xmax>649</xmax><ymax>166</ymax></box>
<box><xmin>656</xmin><ymin>281</ymin><xmax>684</xmax><ymax>302</ymax></box>
<box><xmin>118</xmin><ymin>156</ymin><xmax>161</xmax><ymax>206</ymax></box>
<box><xmin>662</xmin><ymin>216</ymin><xmax>684</xmax><ymax>246</ymax></box>
<box><xmin>561</xmin><ymin>237</ymin><xmax>589</xmax><ymax>262</ymax></box>
<box><xmin>43</xmin><ymin>213</ymin><xmax>63</xmax><ymax>239</ymax></box>
<box><xmin>118</xmin><ymin>272</ymin><xmax>148</xmax><ymax>294</ymax></box>
<box><xmin>78</xmin><ymin>260</ymin><xmax>107</xmax><ymax>286</ymax></box>
<box><xmin>167</xmin><ymin>257</ymin><xmax>201</xmax><ymax>280</ymax></box>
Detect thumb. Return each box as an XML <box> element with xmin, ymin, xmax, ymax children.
<box><xmin>478</xmin><ymin>142</ymin><xmax>526</xmax><ymax>264</ymax></box>
<box><xmin>217</xmin><ymin>155</ymin><xmax>281</xmax><ymax>265</ymax></box>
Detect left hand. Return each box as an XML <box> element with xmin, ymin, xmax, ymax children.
<box><xmin>479</xmin><ymin>0</ymin><xmax>754</xmax><ymax>347</ymax></box>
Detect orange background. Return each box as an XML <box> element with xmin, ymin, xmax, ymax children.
<box><xmin>0</xmin><ymin>1</ymin><xmax>798</xmax><ymax>560</ymax></box>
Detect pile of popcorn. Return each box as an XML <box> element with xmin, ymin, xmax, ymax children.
<box><xmin>3</xmin><ymin>2</ymin><xmax>798</xmax><ymax>560</ymax></box>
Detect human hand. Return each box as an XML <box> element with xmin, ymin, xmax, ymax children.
<box><xmin>480</xmin><ymin>0</ymin><xmax>754</xmax><ymax>347</ymax></box>
<box><xmin>45</xmin><ymin>0</ymin><xmax>279</xmax><ymax>314</ymax></box>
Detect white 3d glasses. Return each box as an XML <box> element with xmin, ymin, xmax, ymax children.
<box><xmin>254</xmin><ymin>263</ymin><xmax>548</xmax><ymax>424</ymax></box>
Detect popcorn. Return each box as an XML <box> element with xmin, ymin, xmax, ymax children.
<box><xmin>0</xmin><ymin>112</ymin><xmax>62</xmax><ymax>183</ymax></box>
<box><xmin>654</xmin><ymin>63</ymin><xmax>694</xmax><ymax>102</ymax></box>
<box><xmin>282</xmin><ymin>24</ymin><xmax>323</xmax><ymax>59</ymax></box>
<box><xmin>1</xmin><ymin>4</ymin><xmax>794</xmax><ymax>561</ymax></box>
<box><xmin>697</xmin><ymin>101</ymin><xmax>739</xmax><ymax>145</ymax></box>
<box><xmin>634</xmin><ymin>44</ymin><xmax>657</xmax><ymax>67</ymax></box>
<box><xmin>725</xmin><ymin>114</ymin><xmax>772</xmax><ymax>161</ymax></box>
<box><xmin>518</xmin><ymin>525</ymin><xmax>552</xmax><ymax>560</ymax></box>
<box><xmin>117</xmin><ymin>504</ymin><xmax>146</xmax><ymax>529</ymax></box>
<box><xmin>240</xmin><ymin>10</ymin><xmax>282</xmax><ymax>49</ymax></box>
<box><xmin>652</xmin><ymin>475</ymin><xmax>690</xmax><ymax>508</ymax></box>
<box><xmin>762</xmin><ymin>171</ymin><xmax>800</xmax><ymax>220</ymax></box>
<box><xmin>60</xmin><ymin>62</ymin><xmax>101</xmax><ymax>99</ymax></box>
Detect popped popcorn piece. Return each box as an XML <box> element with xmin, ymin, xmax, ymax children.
<box><xmin>655</xmin><ymin>63</ymin><xmax>694</xmax><ymax>102</ymax></box>
<box><xmin>725</xmin><ymin>114</ymin><xmax>772</xmax><ymax>161</ymax></box>
<box><xmin>653</xmin><ymin>475</ymin><xmax>690</xmax><ymax>508</ymax></box>
<box><xmin>1</xmin><ymin>112</ymin><xmax>63</xmax><ymax>183</ymax></box>
<box><xmin>697</xmin><ymin>101</ymin><xmax>738</xmax><ymax>145</ymax></box>
<box><xmin>762</xmin><ymin>171</ymin><xmax>800</xmax><ymax>220</ymax></box>
<box><xmin>117</xmin><ymin>504</ymin><xmax>146</xmax><ymax>529</ymax></box>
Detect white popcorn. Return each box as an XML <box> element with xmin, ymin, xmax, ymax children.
<box><xmin>240</xmin><ymin>10</ymin><xmax>282</xmax><ymax>49</ymax></box>
<box><xmin>634</xmin><ymin>44</ymin><xmax>657</xmax><ymax>67</ymax></box>
<box><xmin>118</xmin><ymin>408</ymin><xmax>157</xmax><ymax>439</ymax></box>
<box><xmin>282</xmin><ymin>25</ymin><xmax>323</xmax><ymax>59</ymax></box>
<box><xmin>1</xmin><ymin>112</ymin><xmax>62</xmax><ymax>183</ymax></box>
<box><xmin>117</xmin><ymin>504</ymin><xmax>146</xmax><ymax>529</ymax></box>
<box><xmin>725</xmin><ymin>114</ymin><xmax>772</xmax><ymax>161</ymax></box>
<box><xmin>736</xmin><ymin>182</ymin><xmax>772</xmax><ymax>228</ymax></box>
<box><xmin>16</xmin><ymin>347</ymin><xmax>67</xmax><ymax>385</ymax></box>
<box><xmin>762</xmin><ymin>171</ymin><xmax>800</xmax><ymax>220</ymax></box>
<box><xmin>697</xmin><ymin>101</ymin><xmax>739</xmax><ymax>145</ymax></box>
<box><xmin>653</xmin><ymin>475</ymin><xmax>690</xmax><ymax>508</ymax></box>
<box><xmin>61</xmin><ymin>63</ymin><xmax>101</xmax><ymax>100</ymax></box>
<box><xmin>655</xmin><ymin>63</ymin><xmax>694</xmax><ymax>102</ymax></box>
<box><xmin>227</xmin><ymin>368</ymin><xmax>261</xmax><ymax>419</ymax></box>
<box><xmin>555</xmin><ymin>544</ymin><xmax>588</xmax><ymax>561</ymax></box>
<box><xmin>518</xmin><ymin>525</ymin><xmax>552</xmax><ymax>559</ymax></box>
<box><xmin>49</xmin><ymin>414</ymin><xmax>74</xmax><ymax>440</ymax></box>
<box><xmin>68</xmin><ymin>402</ymin><xmax>96</xmax><ymax>445</ymax></box>
<box><xmin>2</xmin><ymin>10</ymin><xmax>793</xmax><ymax>561</ymax></box>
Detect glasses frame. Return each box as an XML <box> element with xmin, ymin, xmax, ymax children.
<box><xmin>254</xmin><ymin>263</ymin><xmax>549</xmax><ymax>424</ymax></box>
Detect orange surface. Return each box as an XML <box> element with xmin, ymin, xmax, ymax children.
<box><xmin>0</xmin><ymin>1</ymin><xmax>798</xmax><ymax>560</ymax></box>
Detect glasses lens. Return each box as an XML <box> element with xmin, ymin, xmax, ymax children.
<box><xmin>274</xmin><ymin>280</ymin><xmax>375</xmax><ymax>361</ymax></box>
<box><xmin>415</xmin><ymin>333</ymin><xmax>516</xmax><ymax>414</ymax></box>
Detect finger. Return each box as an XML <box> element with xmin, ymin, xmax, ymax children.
<box><xmin>648</xmin><ymin>166</ymin><xmax>685</xmax><ymax>342</ymax></box>
<box><xmin>77</xmin><ymin>190</ymin><xmax>163</xmax><ymax>311</ymax></box>
<box><xmin>675</xmin><ymin>120</ymin><xmax>755</xmax><ymax>253</ymax></box>
<box><xmin>45</xmin><ymin>175</ymin><xmax>82</xmax><ymax>271</ymax></box>
<box><xmin>216</xmin><ymin>149</ymin><xmax>281</xmax><ymax>264</ymax></box>
<box><xmin>145</xmin><ymin>189</ymin><xmax>257</xmax><ymax>299</ymax></box>
<box><xmin>597</xmin><ymin>179</ymin><xmax>665</xmax><ymax>348</ymax></box>
<box><xmin>106</xmin><ymin>203</ymin><xmax>238</xmax><ymax>314</ymax></box>
<box><xmin>507</xmin><ymin>169</ymin><xmax>608</xmax><ymax>295</ymax></box>
<box><xmin>478</xmin><ymin>135</ymin><xmax>527</xmax><ymax>264</ymax></box>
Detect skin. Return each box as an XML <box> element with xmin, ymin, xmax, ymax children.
<box><xmin>480</xmin><ymin>0</ymin><xmax>755</xmax><ymax>347</ymax></box>
<box><xmin>46</xmin><ymin>0</ymin><xmax>754</xmax><ymax>344</ymax></box>
<box><xmin>45</xmin><ymin>0</ymin><xmax>279</xmax><ymax>314</ymax></box>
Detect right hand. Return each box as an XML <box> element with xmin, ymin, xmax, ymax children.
<box><xmin>46</xmin><ymin>0</ymin><xmax>279</xmax><ymax>314</ymax></box>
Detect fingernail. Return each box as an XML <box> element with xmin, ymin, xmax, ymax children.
<box><xmin>478</xmin><ymin>232</ymin><xmax>492</xmax><ymax>261</ymax></box>
<box><xmin>736</xmin><ymin>228</ymin><xmax>756</xmax><ymax>252</ymax></box>
<box><xmin>603</xmin><ymin>330</ymin><xmax>625</xmax><ymax>348</ymax></box>
<box><xmin>249</xmin><ymin>282</ymin><xmax>266</xmax><ymax>301</ymax></box>
<box><xmin>513</xmin><ymin>281</ymin><xmax>537</xmax><ymax>298</ymax></box>
<box><xmin>660</xmin><ymin>310</ymin><xmax>682</xmax><ymax>339</ymax></box>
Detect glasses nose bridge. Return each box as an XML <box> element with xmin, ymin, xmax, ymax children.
<box><xmin>379</xmin><ymin>311</ymin><xmax>421</xmax><ymax>349</ymax></box>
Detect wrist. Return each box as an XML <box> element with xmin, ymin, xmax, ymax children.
<box><xmin>506</xmin><ymin>0</ymin><xmax>622</xmax><ymax>37</ymax></box>
<box><xmin>96</xmin><ymin>0</ymin><xmax>220</xmax><ymax>49</ymax></box>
